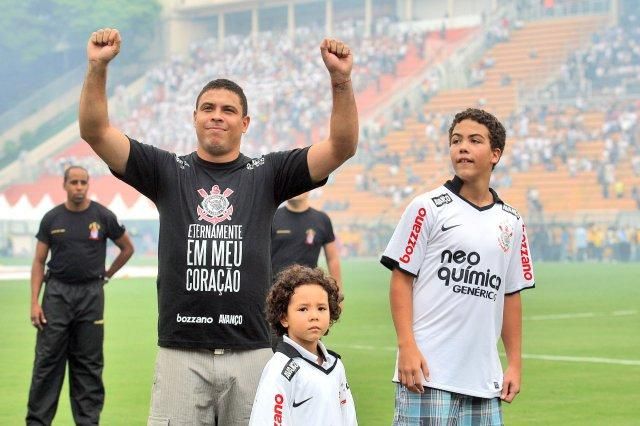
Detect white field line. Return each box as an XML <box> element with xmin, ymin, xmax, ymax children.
<box><xmin>525</xmin><ymin>310</ymin><xmax>637</xmax><ymax>320</ymax></box>
<box><xmin>520</xmin><ymin>354</ymin><xmax>640</xmax><ymax>366</ymax></box>
<box><xmin>612</xmin><ymin>310</ymin><xmax>637</xmax><ymax>316</ymax></box>
<box><xmin>341</xmin><ymin>346</ymin><xmax>640</xmax><ymax>366</ymax></box>
<box><xmin>0</xmin><ymin>265</ymin><xmax>157</xmax><ymax>281</ymax></box>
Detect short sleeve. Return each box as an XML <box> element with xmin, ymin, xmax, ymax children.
<box><xmin>380</xmin><ymin>196</ymin><xmax>433</xmax><ymax>277</ymax></box>
<box><xmin>249</xmin><ymin>358</ymin><xmax>294</xmax><ymax>425</ymax></box>
<box><xmin>111</xmin><ymin>137</ymin><xmax>171</xmax><ymax>202</ymax></box>
<box><xmin>102</xmin><ymin>207</ymin><xmax>126</xmax><ymax>241</ymax></box>
<box><xmin>505</xmin><ymin>218</ymin><xmax>535</xmax><ymax>294</ymax></box>
<box><xmin>322</xmin><ymin>211</ymin><xmax>336</xmax><ymax>244</ymax></box>
<box><xmin>35</xmin><ymin>213</ymin><xmax>53</xmax><ymax>245</ymax></box>
<box><xmin>271</xmin><ymin>148</ymin><xmax>327</xmax><ymax>204</ymax></box>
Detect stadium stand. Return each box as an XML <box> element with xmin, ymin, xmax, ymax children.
<box><xmin>0</xmin><ymin>19</ymin><xmax>476</xmax><ymax>209</ymax></box>
<box><xmin>1</xmin><ymin>3</ymin><xmax>639</xmax><ymax>261</ymax></box>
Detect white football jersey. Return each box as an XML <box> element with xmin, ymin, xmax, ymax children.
<box><xmin>381</xmin><ymin>177</ymin><xmax>535</xmax><ymax>398</ymax></box>
<box><xmin>249</xmin><ymin>336</ymin><xmax>357</xmax><ymax>426</ymax></box>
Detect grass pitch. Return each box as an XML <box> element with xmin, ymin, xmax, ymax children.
<box><xmin>1</xmin><ymin>261</ymin><xmax>639</xmax><ymax>425</ymax></box>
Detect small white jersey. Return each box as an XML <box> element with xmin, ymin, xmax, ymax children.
<box><xmin>381</xmin><ymin>177</ymin><xmax>535</xmax><ymax>398</ymax></box>
<box><xmin>249</xmin><ymin>336</ymin><xmax>357</xmax><ymax>426</ymax></box>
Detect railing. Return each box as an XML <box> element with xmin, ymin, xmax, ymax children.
<box><xmin>517</xmin><ymin>0</ymin><xmax>611</xmax><ymax>21</ymax></box>
<box><xmin>521</xmin><ymin>82</ymin><xmax>640</xmax><ymax>111</ymax></box>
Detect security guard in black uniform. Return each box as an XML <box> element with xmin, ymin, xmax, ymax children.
<box><xmin>26</xmin><ymin>166</ymin><xmax>134</xmax><ymax>426</ymax></box>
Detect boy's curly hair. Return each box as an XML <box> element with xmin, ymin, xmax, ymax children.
<box><xmin>266</xmin><ymin>265</ymin><xmax>343</xmax><ymax>337</ymax></box>
<box><xmin>448</xmin><ymin>108</ymin><xmax>506</xmax><ymax>150</ymax></box>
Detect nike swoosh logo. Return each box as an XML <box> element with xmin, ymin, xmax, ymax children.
<box><xmin>292</xmin><ymin>396</ymin><xmax>313</xmax><ymax>407</ymax></box>
<box><xmin>441</xmin><ymin>223</ymin><xmax>462</xmax><ymax>232</ymax></box>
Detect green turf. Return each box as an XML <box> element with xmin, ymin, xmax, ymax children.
<box><xmin>1</xmin><ymin>261</ymin><xmax>639</xmax><ymax>425</ymax></box>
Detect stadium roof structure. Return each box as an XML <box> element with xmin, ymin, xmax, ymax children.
<box><xmin>0</xmin><ymin>183</ymin><xmax>159</xmax><ymax>221</ymax></box>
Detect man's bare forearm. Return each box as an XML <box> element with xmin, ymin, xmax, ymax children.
<box><xmin>79</xmin><ymin>62</ymin><xmax>110</xmax><ymax>142</ymax></box>
<box><xmin>328</xmin><ymin>78</ymin><xmax>358</xmax><ymax>161</ymax></box>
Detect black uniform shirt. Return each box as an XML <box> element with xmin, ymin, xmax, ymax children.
<box><xmin>36</xmin><ymin>201</ymin><xmax>125</xmax><ymax>284</ymax></box>
<box><xmin>271</xmin><ymin>207</ymin><xmax>335</xmax><ymax>277</ymax></box>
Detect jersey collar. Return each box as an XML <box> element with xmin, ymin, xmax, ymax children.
<box><xmin>277</xmin><ymin>336</ymin><xmax>339</xmax><ymax>373</ymax></box>
<box><xmin>192</xmin><ymin>151</ymin><xmax>250</xmax><ymax>169</ymax></box>
<box><xmin>445</xmin><ymin>175</ymin><xmax>503</xmax><ymax>210</ymax></box>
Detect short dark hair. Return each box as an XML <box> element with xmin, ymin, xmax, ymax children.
<box><xmin>448</xmin><ymin>108</ymin><xmax>506</xmax><ymax>153</ymax></box>
<box><xmin>195</xmin><ymin>79</ymin><xmax>248</xmax><ymax>117</ymax></box>
<box><xmin>266</xmin><ymin>265</ymin><xmax>343</xmax><ymax>337</ymax></box>
<box><xmin>63</xmin><ymin>165</ymin><xmax>89</xmax><ymax>184</ymax></box>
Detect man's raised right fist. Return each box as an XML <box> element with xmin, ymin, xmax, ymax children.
<box><xmin>87</xmin><ymin>28</ymin><xmax>122</xmax><ymax>64</ymax></box>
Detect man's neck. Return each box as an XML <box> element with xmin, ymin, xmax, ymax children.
<box><xmin>196</xmin><ymin>147</ymin><xmax>241</xmax><ymax>163</ymax></box>
<box><xmin>65</xmin><ymin>199</ymin><xmax>91</xmax><ymax>212</ymax></box>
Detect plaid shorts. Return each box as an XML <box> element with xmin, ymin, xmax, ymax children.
<box><xmin>393</xmin><ymin>384</ymin><xmax>503</xmax><ymax>426</ymax></box>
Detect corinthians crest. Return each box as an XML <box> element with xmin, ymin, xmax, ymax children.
<box><xmin>497</xmin><ymin>222</ymin><xmax>514</xmax><ymax>252</ymax></box>
<box><xmin>196</xmin><ymin>185</ymin><xmax>234</xmax><ymax>225</ymax></box>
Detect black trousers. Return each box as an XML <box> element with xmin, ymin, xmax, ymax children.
<box><xmin>26</xmin><ymin>278</ymin><xmax>105</xmax><ymax>426</ymax></box>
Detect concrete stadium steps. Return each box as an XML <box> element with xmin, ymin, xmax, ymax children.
<box><xmin>357</xmin><ymin>28</ymin><xmax>477</xmax><ymax>114</ymax></box>
<box><xmin>311</xmin><ymin>16</ymin><xmax>634</xmax><ymax>227</ymax></box>
<box><xmin>320</xmin><ymin>138</ymin><xmax>640</xmax><ymax>225</ymax></box>
<box><xmin>423</xmin><ymin>15</ymin><xmax>607</xmax><ymax>118</ymax></box>
<box><xmin>320</xmin><ymin>104</ymin><xmax>635</xmax><ymax>225</ymax></box>
<box><xmin>577</xmin><ymin>110</ymin><xmax>605</xmax><ymax>132</ymax></box>
<box><xmin>423</xmin><ymin>86</ymin><xmax>518</xmax><ymax>118</ymax></box>
<box><xmin>396</xmin><ymin>46</ymin><xmax>427</xmax><ymax>77</ymax></box>
<box><xmin>574</xmin><ymin>140</ymin><xmax>605</xmax><ymax>159</ymax></box>
<box><xmin>483</xmin><ymin>15</ymin><xmax>607</xmax><ymax>87</ymax></box>
<box><xmin>500</xmin><ymin>164</ymin><xmax>640</xmax><ymax>213</ymax></box>
<box><xmin>355</xmin><ymin>37</ymin><xmax>462</xmax><ymax>112</ymax></box>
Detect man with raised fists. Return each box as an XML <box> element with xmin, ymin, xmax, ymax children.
<box><xmin>79</xmin><ymin>28</ymin><xmax>358</xmax><ymax>425</ymax></box>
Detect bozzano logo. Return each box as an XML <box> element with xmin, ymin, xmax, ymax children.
<box><xmin>273</xmin><ymin>393</ymin><xmax>284</xmax><ymax>425</ymax></box>
<box><xmin>176</xmin><ymin>313</ymin><xmax>214</xmax><ymax>324</ymax></box>
<box><xmin>520</xmin><ymin>224</ymin><xmax>533</xmax><ymax>280</ymax></box>
<box><xmin>400</xmin><ymin>207</ymin><xmax>427</xmax><ymax>264</ymax></box>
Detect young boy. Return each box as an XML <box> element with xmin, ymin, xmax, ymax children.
<box><xmin>381</xmin><ymin>108</ymin><xmax>535</xmax><ymax>425</ymax></box>
<box><xmin>249</xmin><ymin>265</ymin><xmax>357</xmax><ymax>425</ymax></box>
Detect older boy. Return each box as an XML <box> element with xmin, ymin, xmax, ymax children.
<box><xmin>381</xmin><ymin>108</ymin><xmax>535</xmax><ymax>425</ymax></box>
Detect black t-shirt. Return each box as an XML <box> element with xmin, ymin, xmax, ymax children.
<box><xmin>36</xmin><ymin>201</ymin><xmax>125</xmax><ymax>284</ymax></box>
<box><xmin>271</xmin><ymin>207</ymin><xmax>335</xmax><ymax>277</ymax></box>
<box><xmin>113</xmin><ymin>138</ymin><xmax>325</xmax><ymax>349</ymax></box>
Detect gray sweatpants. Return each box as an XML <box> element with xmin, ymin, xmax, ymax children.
<box><xmin>147</xmin><ymin>346</ymin><xmax>272</xmax><ymax>426</ymax></box>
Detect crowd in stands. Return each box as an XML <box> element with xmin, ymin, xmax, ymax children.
<box><xmin>22</xmin><ymin>12</ymin><xmax>640</xmax><ymax>266</ymax></box>
<box><xmin>350</xmin><ymin>96</ymin><xmax>639</xmax><ymax>210</ymax></box>
<box><xmin>322</xmin><ymin>43</ymin><xmax>640</xmax><ymax>264</ymax></box>
<box><xmin>37</xmin><ymin>18</ymin><xmax>432</xmax><ymax>178</ymax></box>
<box><xmin>352</xmin><ymin>89</ymin><xmax>639</xmax><ymax>209</ymax></box>
<box><xmin>104</xmin><ymin>19</ymin><xmax>429</xmax><ymax>161</ymax></box>
<box><xmin>544</xmin><ymin>14</ymin><xmax>640</xmax><ymax>99</ymax></box>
